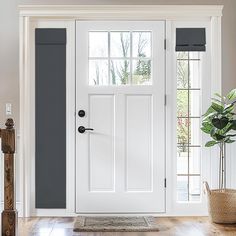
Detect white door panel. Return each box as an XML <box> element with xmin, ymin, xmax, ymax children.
<box><xmin>89</xmin><ymin>95</ymin><xmax>115</xmax><ymax>192</ymax></box>
<box><xmin>76</xmin><ymin>21</ymin><xmax>165</xmax><ymax>213</ymax></box>
<box><xmin>126</xmin><ymin>95</ymin><xmax>153</xmax><ymax>191</ymax></box>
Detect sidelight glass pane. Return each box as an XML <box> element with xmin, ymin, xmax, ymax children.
<box><xmin>177</xmin><ymin>60</ymin><xmax>188</xmax><ymax>89</ymax></box>
<box><xmin>189</xmin><ymin>60</ymin><xmax>201</xmax><ymax>88</ymax></box>
<box><xmin>177</xmin><ymin>147</ymin><xmax>201</xmax><ymax>175</ymax></box>
<box><xmin>177</xmin><ymin>90</ymin><xmax>201</xmax><ymax>117</ymax></box>
<box><xmin>177</xmin><ymin>90</ymin><xmax>188</xmax><ymax>117</ymax></box>
<box><xmin>89</xmin><ymin>32</ymin><xmax>108</xmax><ymax>57</ymax></box>
<box><xmin>177</xmin><ymin>118</ymin><xmax>189</xmax><ymax>145</ymax></box>
<box><xmin>132</xmin><ymin>32</ymin><xmax>151</xmax><ymax>58</ymax></box>
<box><xmin>189</xmin><ymin>90</ymin><xmax>201</xmax><ymax>117</ymax></box>
<box><xmin>189</xmin><ymin>176</ymin><xmax>201</xmax><ymax>201</ymax></box>
<box><xmin>176</xmin><ymin>51</ymin><xmax>202</xmax><ymax>203</ymax></box>
<box><xmin>177</xmin><ymin>118</ymin><xmax>201</xmax><ymax>145</ymax></box>
<box><xmin>110</xmin><ymin>32</ymin><xmax>130</xmax><ymax>58</ymax></box>
<box><xmin>177</xmin><ymin>176</ymin><xmax>188</xmax><ymax>201</ymax></box>
<box><xmin>177</xmin><ymin>146</ymin><xmax>188</xmax><ymax>175</ymax></box>
<box><xmin>189</xmin><ymin>147</ymin><xmax>201</xmax><ymax>175</ymax></box>
<box><xmin>189</xmin><ymin>118</ymin><xmax>201</xmax><ymax>145</ymax></box>
<box><xmin>110</xmin><ymin>60</ymin><xmax>130</xmax><ymax>85</ymax></box>
<box><xmin>89</xmin><ymin>60</ymin><xmax>108</xmax><ymax>85</ymax></box>
<box><xmin>132</xmin><ymin>59</ymin><xmax>151</xmax><ymax>85</ymax></box>
<box><xmin>177</xmin><ymin>51</ymin><xmax>188</xmax><ymax>60</ymax></box>
<box><xmin>189</xmin><ymin>52</ymin><xmax>200</xmax><ymax>60</ymax></box>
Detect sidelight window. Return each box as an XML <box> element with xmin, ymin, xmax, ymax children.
<box><xmin>176</xmin><ymin>52</ymin><xmax>202</xmax><ymax>202</ymax></box>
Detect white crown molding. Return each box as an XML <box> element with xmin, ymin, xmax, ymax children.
<box><xmin>18</xmin><ymin>5</ymin><xmax>223</xmax><ymax>19</ymax></box>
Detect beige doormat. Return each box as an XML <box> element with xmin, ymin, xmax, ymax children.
<box><xmin>74</xmin><ymin>216</ymin><xmax>159</xmax><ymax>232</ymax></box>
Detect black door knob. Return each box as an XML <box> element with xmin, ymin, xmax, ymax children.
<box><xmin>78</xmin><ymin>126</ymin><xmax>94</xmax><ymax>133</ymax></box>
<box><xmin>78</xmin><ymin>110</ymin><xmax>85</xmax><ymax>117</ymax></box>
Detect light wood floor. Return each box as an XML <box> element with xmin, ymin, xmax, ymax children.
<box><xmin>18</xmin><ymin>217</ymin><xmax>236</xmax><ymax>236</ymax></box>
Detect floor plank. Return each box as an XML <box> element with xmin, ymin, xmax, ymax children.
<box><xmin>17</xmin><ymin>217</ymin><xmax>236</xmax><ymax>236</ymax></box>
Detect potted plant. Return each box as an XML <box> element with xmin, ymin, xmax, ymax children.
<box><xmin>201</xmin><ymin>88</ymin><xmax>236</xmax><ymax>223</ymax></box>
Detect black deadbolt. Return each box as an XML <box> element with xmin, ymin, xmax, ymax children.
<box><xmin>78</xmin><ymin>110</ymin><xmax>85</xmax><ymax>117</ymax></box>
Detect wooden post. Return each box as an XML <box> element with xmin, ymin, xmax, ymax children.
<box><xmin>0</xmin><ymin>119</ymin><xmax>17</xmax><ymax>236</ymax></box>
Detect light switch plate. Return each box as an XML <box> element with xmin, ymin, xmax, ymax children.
<box><xmin>6</xmin><ymin>103</ymin><xmax>12</xmax><ymax>115</ymax></box>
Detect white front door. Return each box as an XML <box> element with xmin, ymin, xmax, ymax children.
<box><xmin>76</xmin><ymin>21</ymin><xmax>165</xmax><ymax>213</ymax></box>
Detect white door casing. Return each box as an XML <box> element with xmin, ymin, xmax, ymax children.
<box><xmin>18</xmin><ymin>5</ymin><xmax>223</xmax><ymax>217</ymax></box>
<box><xmin>76</xmin><ymin>21</ymin><xmax>165</xmax><ymax>213</ymax></box>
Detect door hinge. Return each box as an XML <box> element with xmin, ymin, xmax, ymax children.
<box><xmin>164</xmin><ymin>39</ymin><xmax>167</xmax><ymax>50</ymax></box>
<box><xmin>164</xmin><ymin>178</ymin><xmax>167</xmax><ymax>188</ymax></box>
<box><xmin>164</xmin><ymin>94</ymin><xmax>167</xmax><ymax>106</ymax></box>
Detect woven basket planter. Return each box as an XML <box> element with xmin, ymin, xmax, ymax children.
<box><xmin>204</xmin><ymin>181</ymin><xmax>236</xmax><ymax>223</ymax></box>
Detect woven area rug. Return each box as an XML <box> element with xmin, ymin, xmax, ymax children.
<box><xmin>74</xmin><ymin>216</ymin><xmax>159</xmax><ymax>232</ymax></box>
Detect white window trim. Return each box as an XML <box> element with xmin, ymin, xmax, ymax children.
<box><xmin>19</xmin><ymin>5</ymin><xmax>223</xmax><ymax>217</ymax></box>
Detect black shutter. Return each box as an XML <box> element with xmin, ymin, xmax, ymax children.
<box><xmin>176</xmin><ymin>28</ymin><xmax>206</xmax><ymax>51</ymax></box>
<box><xmin>35</xmin><ymin>28</ymin><xmax>67</xmax><ymax>208</ymax></box>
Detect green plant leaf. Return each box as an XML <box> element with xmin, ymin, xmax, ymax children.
<box><xmin>225</xmin><ymin>139</ymin><xmax>235</xmax><ymax>143</ymax></box>
<box><xmin>220</xmin><ymin>123</ymin><xmax>233</xmax><ymax>135</ymax></box>
<box><xmin>212</xmin><ymin>117</ymin><xmax>229</xmax><ymax>129</ymax></box>
<box><xmin>205</xmin><ymin>140</ymin><xmax>218</xmax><ymax>147</ymax></box>
<box><xmin>230</xmin><ymin>120</ymin><xmax>236</xmax><ymax>130</ymax></box>
<box><xmin>227</xmin><ymin>88</ymin><xmax>236</xmax><ymax>100</ymax></box>
<box><xmin>210</xmin><ymin>127</ymin><xmax>216</xmax><ymax>136</ymax></box>
<box><xmin>201</xmin><ymin>122</ymin><xmax>213</xmax><ymax>134</ymax></box>
<box><xmin>226</xmin><ymin>134</ymin><xmax>236</xmax><ymax>137</ymax></box>
<box><xmin>211</xmin><ymin>98</ymin><xmax>224</xmax><ymax>104</ymax></box>
<box><xmin>225</xmin><ymin>103</ymin><xmax>234</xmax><ymax>109</ymax></box>
<box><xmin>214</xmin><ymin>93</ymin><xmax>226</xmax><ymax>100</ymax></box>
<box><xmin>201</xmin><ymin>126</ymin><xmax>211</xmax><ymax>134</ymax></box>
<box><xmin>202</xmin><ymin>106</ymin><xmax>216</xmax><ymax>117</ymax></box>
<box><xmin>211</xmin><ymin>102</ymin><xmax>224</xmax><ymax>113</ymax></box>
<box><xmin>202</xmin><ymin>90</ymin><xmax>236</xmax><ymax>147</ymax></box>
<box><xmin>202</xmin><ymin>111</ymin><xmax>218</xmax><ymax>121</ymax></box>
<box><xmin>214</xmin><ymin>133</ymin><xmax>225</xmax><ymax>141</ymax></box>
<box><xmin>224</xmin><ymin>104</ymin><xmax>234</xmax><ymax>114</ymax></box>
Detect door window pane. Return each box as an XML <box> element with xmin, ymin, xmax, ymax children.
<box><xmin>110</xmin><ymin>32</ymin><xmax>130</xmax><ymax>58</ymax></box>
<box><xmin>89</xmin><ymin>60</ymin><xmax>108</xmax><ymax>85</ymax></box>
<box><xmin>88</xmin><ymin>31</ymin><xmax>152</xmax><ymax>85</ymax></box>
<box><xmin>132</xmin><ymin>32</ymin><xmax>151</xmax><ymax>58</ymax></box>
<box><xmin>89</xmin><ymin>32</ymin><xmax>108</xmax><ymax>57</ymax></box>
<box><xmin>132</xmin><ymin>59</ymin><xmax>151</xmax><ymax>85</ymax></box>
<box><xmin>110</xmin><ymin>60</ymin><xmax>130</xmax><ymax>85</ymax></box>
